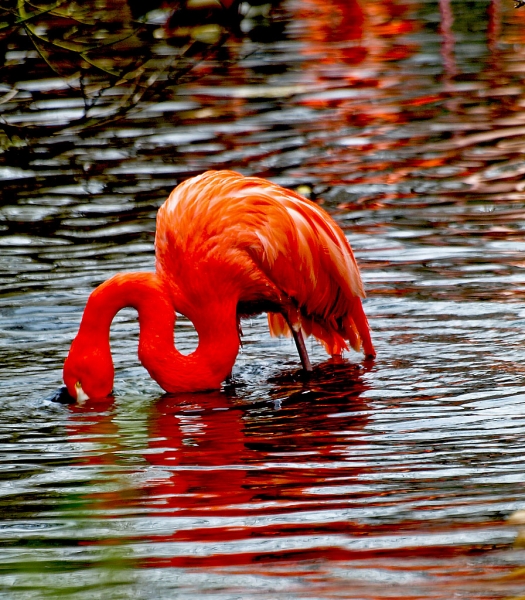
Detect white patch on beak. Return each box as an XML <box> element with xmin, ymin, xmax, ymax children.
<box><xmin>75</xmin><ymin>384</ymin><xmax>90</xmax><ymax>404</ymax></box>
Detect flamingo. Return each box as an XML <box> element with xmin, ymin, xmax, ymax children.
<box><xmin>62</xmin><ymin>170</ymin><xmax>375</xmax><ymax>401</ymax></box>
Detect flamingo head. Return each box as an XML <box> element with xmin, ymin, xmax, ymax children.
<box><xmin>63</xmin><ymin>336</ymin><xmax>114</xmax><ymax>402</ymax></box>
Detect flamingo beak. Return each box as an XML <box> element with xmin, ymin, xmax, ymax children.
<box><xmin>46</xmin><ymin>383</ymin><xmax>90</xmax><ymax>404</ymax></box>
<box><xmin>74</xmin><ymin>382</ymin><xmax>90</xmax><ymax>403</ymax></box>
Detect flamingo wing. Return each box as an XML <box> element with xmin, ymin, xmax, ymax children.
<box><xmin>155</xmin><ymin>170</ymin><xmax>374</xmax><ymax>357</ymax></box>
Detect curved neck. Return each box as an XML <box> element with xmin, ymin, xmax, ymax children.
<box><xmin>79</xmin><ymin>272</ymin><xmax>240</xmax><ymax>393</ymax></box>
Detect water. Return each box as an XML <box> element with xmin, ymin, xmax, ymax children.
<box><xmin>2</xmin><ymin>0</ymin><xmax>525</xmax><ymax>597</ymax></box>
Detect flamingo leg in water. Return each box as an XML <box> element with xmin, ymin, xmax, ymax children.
<box><xmin>285</xmin><ymin>317</ymin><xmax>312</xmax><ymax>372</ymax></box>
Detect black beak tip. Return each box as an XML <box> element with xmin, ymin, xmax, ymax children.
<box><xmin>46</xmin><ymin>385</ymin><xmax>75</xmax><ymax>404</ymax></box>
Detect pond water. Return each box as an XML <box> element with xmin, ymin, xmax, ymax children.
<box><xmin>2</xmin><ymin>0</ymin><xmax>525</xmax><ymax>597</ymax></box>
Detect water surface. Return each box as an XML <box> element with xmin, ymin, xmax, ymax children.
<box><xmin>2</xmin><ymin>0</ymin><xmax>525</xmax><ymax>597</ymax></box>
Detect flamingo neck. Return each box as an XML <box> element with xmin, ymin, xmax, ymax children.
<box><xmin>77</xmin><ymin>272</ymin><xmax>240</xmax><ymax>393</ymax></box>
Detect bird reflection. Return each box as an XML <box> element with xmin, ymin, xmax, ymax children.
<box><xmin>62</xmin><ymin>363</ymin><xmax>372</xmax><ymax>567</ymax></box>
<box><xmin>146</xmin><ymin>391</ymin><xmax>251</xmax><ymax>511</ymax></box>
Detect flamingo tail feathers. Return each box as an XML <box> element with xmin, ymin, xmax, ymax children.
<box><xmin>348</xmin><ymin>297</ymin><xmax>376</xmax><ymax>358</ymax></box>
<box><xmin>267</xmin><ymin>312</ymin><xmax>290</xmax><ymax>338</ymax></box>
<box><xmin>267</xmin><ymin>298</ymin><xmax>375</xmax><ymax>361</ymax></box>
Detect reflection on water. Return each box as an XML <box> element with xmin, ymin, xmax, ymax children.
<box><xmin>2</xmin><ymin>0</ymin><xmax>525</xmax><ymax>597</ymax></box>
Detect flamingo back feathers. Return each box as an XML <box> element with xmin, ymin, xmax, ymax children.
<box><xmin>155</xmin><ymin>170</ymin><xmax>373</xmax><ymax>357</ymax></box>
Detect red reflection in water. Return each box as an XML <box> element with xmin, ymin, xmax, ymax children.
<box><xmin>60</xmin><ymin>371</ymin><xmax>522</xmax><ymax>597</ymax></box>
<box><xmin>284</xmin><ymin>0</ymin><xmax>425</xmax><ymax>188</ymax></box>
<box><xmin>63</xmin><ymin>363</ymin><xmax>379</xmax><ymax>568</ymax></box>
<box><xmin>278</xmin><ymin>0</ymin><xmax>522</xmax><ymax>200</ymax></box>
<box><xmin>136</xmin><ymin>367</ymin><xmax>375</xmax><ymax>569</ymax></box>
<box><xmin>295</xmin><ymin>0</ymin><xmax>366</xmax><ymax>65</ymax></box>
<box><xmin>146</xmin><ymin>392</ymin><xmax>251</xmax><ymax>511</ymax></box>
<box><xmin>296</xmin><ymin>0</ymin><xmax>418</xmax><ymax>72</ymax></box>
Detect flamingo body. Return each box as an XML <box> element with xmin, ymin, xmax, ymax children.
<box><xmin>63</xmin><ymin>170</ymin><xmax>374</xmax><ymax>400</ymax></box>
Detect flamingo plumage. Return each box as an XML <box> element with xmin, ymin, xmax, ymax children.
<box><xmin>63</xmin><ymin>170</ymin><xmax>375</xmax><ymax>400</ymax></box>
